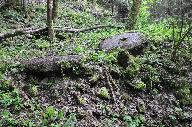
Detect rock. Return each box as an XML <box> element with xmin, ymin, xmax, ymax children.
<box><xmin>100</xmin><ymin>32</ymin><xmax>147</xmax><ymax>55</ymax></box>
<box><xmin>20</xmin><ymin>55</ymin><xmax>81</xmax><ymax>73</ymax></box>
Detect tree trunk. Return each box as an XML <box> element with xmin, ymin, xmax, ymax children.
<box><xmin>52</xmin><ymin>0</ymin><xmax>59</xmax><ymax>22</ymax></box>
<box><xmin>111</xmin><ymin>0</ymin><xmax>114</xmax><ymax>15</ymax></box>
<box><xmin>92</xmin><ymin>0</ymin><xmax>96</xmax><ymax>11</ymax></box>
<box><xmin>21</xmin><ymin>0</ymin><xmax>27</xmax><ymax>16</ymax></box>
<box><xmin>127</xmin><ymin>0</ymin><xmax>142</xmax><ymax>30</ymax></box>
<box><xmin>47</xmin><ymin>0</ymin><xmax>54</xmax><ymax>42</ymax></box>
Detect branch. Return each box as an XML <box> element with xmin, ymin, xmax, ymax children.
<box><xmin>103</xmin><ymin>65</ymin><xmax>116</xmax><ymax>103</ymax></box>
<box><xmin>54</xmin><ymin>25</ymin><xmax>123</xmax><ymax>33</ymax></box>
<box><xmin>0</xmin><ymin>25</ymin><xmax>123</xmax><ymax>42</ymax></box>
<box><xmin>0</xmin><ymin>27</ymin><xmax>47</xmax><ymax>41</ymax></box>
<box><xmin>179</xmin><ymin>25</ymin><xmax>192</xmax><ymax>43</ymax></box>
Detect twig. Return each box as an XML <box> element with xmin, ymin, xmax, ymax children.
<box><xmin>103</xmin><ymin>65</ymin><xmax>116</xmax><ymax>104</ymax></box>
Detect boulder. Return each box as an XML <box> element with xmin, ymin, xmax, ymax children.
<box><xmin>100</xmin><ymin>32</ymin><xmax>147</xmax><ymax>55</ymax></box>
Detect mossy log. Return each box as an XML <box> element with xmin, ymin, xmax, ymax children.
<box><xmin>20</xmin><ymin>55</ymin><xmax>100</xmax><ymax>77</ymax></box>
<box><xmin>20</xmin><ymin>55</ymin><xmax>81</xmax><ymax>73</ymax></box>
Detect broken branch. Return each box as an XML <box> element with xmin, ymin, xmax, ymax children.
<box><xmin>0</xmin><ymin>25</ymin><xmax>124</xmax><ymax>42</ymax></box>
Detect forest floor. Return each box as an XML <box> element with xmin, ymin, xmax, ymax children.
<box><xmin>0</xmin><ymin>2</ymin><xmax>192</xmax><ymax>127</ymax></box>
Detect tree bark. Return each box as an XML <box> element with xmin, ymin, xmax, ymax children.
<box><xmin>127</xmin><ymin>0</ymin><xmax>142</xmax><ymax>30</ymax></box>
<box><xmin>21</xmin><ymin>0</ymin><xmax>27</xmax><ymax>12</ymax></box>
<box><xmin>111</xmin><ymin>0</ymin><xmax>114</xmax><ymax>15</ymax></box>
<box><xmin>52</xmin><ymin>0</ymin><xmax>59</xmax><ymax>22</ymax></box>
<box><xmin>47</xmin><ymin>0</ymin><xmax>54</xmax><ymax>42</ymax></box>
<box><xmin>21</xmin><ymin>0</ymin><xmax>28</xmax><ymax>18</ymax></box>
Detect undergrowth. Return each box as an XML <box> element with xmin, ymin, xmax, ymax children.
<box><xmin>0</xmin><ymin>1</ymin><xmax>192</xmax><ymax>126</ymax></box>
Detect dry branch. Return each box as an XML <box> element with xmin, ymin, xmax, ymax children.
<box><xmin>0</xmin><ymin>25</ymin><xmax>123</xmax><ymax>42</ymax></box>
<box><xmin>54</xmin><ymin>25</ymin><xmax>123</xmax><ymax>33</ymax></box>
<box><xmin>103</xmin><ymin>65</ymin><xmax>117</xmax><ymax>104</ymax></box>
<box><xmin>0</xmin><ymin>27</ymin><xmax>47</xmax><ymax>41</ymax></box>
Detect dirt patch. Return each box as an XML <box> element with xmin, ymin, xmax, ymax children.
<box><xmin>12</xmin><ymin>61</ymin><xmax>192</xmax><ymax>126</ymax></box>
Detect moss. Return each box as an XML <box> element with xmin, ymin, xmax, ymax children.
<box><xmin>60</xmin><ymin>61</ymin><xmax>93</xmax><ymax>76</ymax></box>
<box><xmin>132</xmin><ymin>80</ymin><xmax>146</xmax><ymax>90</ymax></box>
<box><xmin>124</xmin><ymin>56</ymin><xmax>142</xmax><ymax>78</ymax></box>
<box><xmin>77</xmin><ymin>96</ymin><xmax>87</xmax><ymax>105</ymax></box>
<box><xmin>79</xmin><ymin>64</ymin><xmax>93</xmax><ymax>76</ymax></box>
<box><xmin>89</xmin><ymin>74</ymin><xmax>100</xmax><ymax>85</ymax></box>
<box><xmin>176</xmin><ymin>85</ymin><xmax>192</xmax><ymax>105</ymax></box>
<box><xmin>121</xmin><ymin>93</ymin><xmax>131</xmax><ymax>101</ymax></box>
<box><xmin>98</xmin><ymin>87</ymin><xmax>110</xmax><ymax>99</ymax></box>
<box><xmin>35</xmin><ymin>39</ymin><xmax>51</xmax><ymax>49</ymax></box>
<box><xmin>75</xmin><ymin>83</ymin><xmax>86</xmax><ymax>92</ymax></box>
<box><xmin>60</xmin><ymin>61</ymin><xmax>74</xmax><ymax>69</ymax></box>
<box><xmin>137</xmin><ymin>100</ymin><xmax>145</xmax><ymax>113</ymax></box>
<box><xmin>30</xmin><ymin>85</ymin><xmax>38</xmax><ymax>96</ymax></box>
<box><xmin>174</xmin><ymin>77</ymin><xmax>192</xmax><ymax>105</ymax></box>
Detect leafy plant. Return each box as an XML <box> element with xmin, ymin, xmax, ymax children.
<box><xmin>132</xmin><ymin>80</ymin><xmax>146</xmax><ymax>90</ymax></box>
<box><xmin>35</xmin><ymin>39</ymin><xmax>51</xmax><ymax>49</ymax></box>
<box><xmin>136</xmin><ymin>0</ymin><xmax>173</xmax><ymax>41</ymax></box>
<box><xmin>64</xmin><ymin>113</ymin><xmax>76</xmax><ymax>127</ymax></box>
<box><xmin>0</xmin><ymin>88</ymin><xmax>22</xmax><ymax>110</ymax></box>
<box><xmin>98</xmin><ymin>87</ymin><xmax>110</xmax><ymax>99</ymax></box>
<box><xmin>77</xmin><ymin>96</ymin><xmax>87</xmax><ymax>105</ymax></box>
<box><xmin>124</xmin><ymin>56</ymin><xmax>142</xmax><ymax>78</ymax></box>
<box><xmin>123</xmin><ymin>115</ymin><xmax>145</xmax><ymax>127</ymax></box>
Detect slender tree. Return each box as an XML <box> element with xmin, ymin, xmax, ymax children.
<box><xmin>21</xmin><ymin>0</ymin><xmax>27</xmax><ymax>12</ymax></box>
<box><xmin>127</xmin><ymin>0</ymin><xmax>142</xmax><ymax>30</ymax></box>
<box><xmin>111</xmin><ymin>0</ymin><xmax>114</xmax><ymax>15</ymax></box>
<box><xmin>47</xmin><ymin>0</ymin><xmax>54</xmax><ymax>42</ymax></box>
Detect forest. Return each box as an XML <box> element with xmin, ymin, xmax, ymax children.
<box><xmin>0</xmin><ymin>0</ymin><xmax>192</xmax><ymax>126</ymax></box>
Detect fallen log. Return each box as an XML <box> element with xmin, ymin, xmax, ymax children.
<box><xmin>19</xmin><ymin>55</ymin><xmax>98</xmax><ymax>77</ymax></box>
<box><xmin>0</xmin><ymin>25</ymin><xmax>124</xmax><ymax>42</ymax></box>
<box><xmin>20</xmin><ymin>55</ymin><xmax>81</xmax><ymax>73</ymax></box>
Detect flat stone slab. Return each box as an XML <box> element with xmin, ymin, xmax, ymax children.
<box><xmin>20</xmin><ymin>55</ymin><xmax>81</xmax><ymax>73</ymax></box>
<box><xmin>100</xmin><ymin>32</ymin><xmax>146</xmax><ymax>52</ymax></box>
